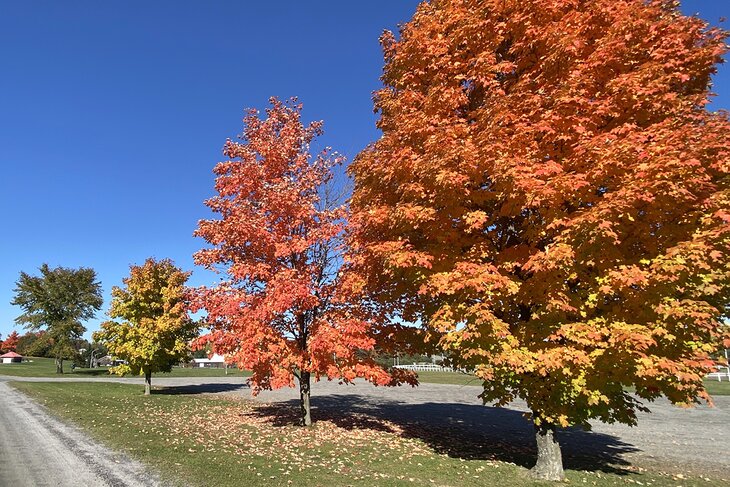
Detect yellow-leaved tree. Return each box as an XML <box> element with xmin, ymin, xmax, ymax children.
<box><xmin>94</xmin><ymin>258</ymin><xmax>198</xmax><ymax>395</ymax></box>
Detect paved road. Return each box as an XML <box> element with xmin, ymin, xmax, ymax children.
<box><xmin>3</xmin><ymin>374</ymin><xmax>730</xmax><ymax>479</ymax></box>
<box><xmin>0</xmin><ymin>380</ymin><xmax>164</xmax><ymax>487</ymax></box>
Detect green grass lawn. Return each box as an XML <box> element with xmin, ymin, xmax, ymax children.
<box><xmin>0</xmin><ymin>357</ymin><xmax>249</xmax><ymax>378</ymax></box>
<box><xmin>0</xmin><ymin>357</ymin><xmax>72</xmax><ymax>376</ymax></box>
<box><xmin>11</xmin><ymin>381</ymin><xmax>719</xmax><ymax>487</ymax></box>
<box><xmin>700</xmin><ymin>378</ymin><xmax>730</xmax><ymax>396</ymax></box>
<box><xmin>415</xmin><ymin>370</ymin><xmax>484</xmax><ymax>386</ymax></box>
<box><xmin>4</xmin><ymin>358</ymin><xmax>728</xmax><ymax>397</ymax></box>
<box><xmin>416</xmin><ymin>370</ymin><xmax>730</xmax><ymax>396</ymax></box>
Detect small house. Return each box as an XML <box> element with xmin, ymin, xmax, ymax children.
<box><xmin>192</xmin><ymin>353</ymin><xmax>226</xmax><ymax>368</ymax></box>
<box><xmin>0</xmin><ymin>351</ymin><xmax>23</xmax><ymax>364</ymax></box>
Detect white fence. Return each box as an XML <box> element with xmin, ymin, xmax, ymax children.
<box><xmin>397</xmin><ymin>363</ymin><xmax>730</xmax><ymax>380</ymax></box>
<box><xmin>707</xmin><ymin>366</ymin><xmax>730</xmax><ymax>382</ymax></box>
<box><xmin>394</xmin><ymin>363</ymin><xmax>454</xmax><ymax>372</ymax></box>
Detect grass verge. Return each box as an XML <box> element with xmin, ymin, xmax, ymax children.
<box><xmin>413</xmin><ymin>370</ymin><xmax>484</xmax><ymax>386</ymax></box>
<box><xmin>700</xmin><ymin>378</ymin><xmax>730</xmax><ymax>397</ymax></box>
<box><xmin>415</xmin><ymin>370</ymin><xmax>730</xmax><ymax>397</ymax></box>
<box><xmin>11</xmin><ymin>381</ymin><xmax>719</xmax><ymax>487</ymax></box>
<box><xmin>0</xmin><ymin>357</ymin><xmax>249</xmax><ymax>378</ymax></box>
<box><xmin>6</xmin><ymin>359</ymin><xmax>727</xmax><ymax>398</ymax></box>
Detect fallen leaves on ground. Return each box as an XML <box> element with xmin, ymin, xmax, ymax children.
<box><xmin>112</xmin><ymin>394</ymin><xmax>475</xmax><ymax>481</ymax></box>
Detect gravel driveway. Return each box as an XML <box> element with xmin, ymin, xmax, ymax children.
<box><xmin>3</xmin><ymin>374</ymin><xmax>729</xmax><ymax>480</ymax></box>
<box><xmin>0</xmin><ymin>380</ymin><xmax>164</xmax><ymax>487</ymax></box>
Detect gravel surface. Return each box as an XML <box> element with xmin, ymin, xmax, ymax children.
<box><xmin>252</xmin><ymin>379</ymin><xmax>730</xmax><ymax>478</ymax></box>
<box><xmin>0</xmin><ymin>379</ymin><xmax>165</xmax><ymax>487</ymax></box>
<box><xmin>3</xmin><ymin>374</ymin><xmax>729</xmax><ymax>479</ymax></box>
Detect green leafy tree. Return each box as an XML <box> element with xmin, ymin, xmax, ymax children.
<box><xmin>94</xmin><ymin>258</ymin><xmax>198</xmax><ymax>395</ymax></box>
<box><xmin>191</xmin><ymin>342</ymin><xmax>211</xmax><ymax>360</ymax></box>
<box><xmin>12</xmin><ymin>264</ymin><xmax>103</xmax><ymax>373</ymax></box>
<box><xmin>15</xmin><ymin>331</ymin><xmax>50</xmax><ymax>357</ymax></box>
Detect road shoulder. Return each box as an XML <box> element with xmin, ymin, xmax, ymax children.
<box><xmin>0</xmin><ymin>380</ymin><xmax>165</xmax><ymax>487</ymax></box>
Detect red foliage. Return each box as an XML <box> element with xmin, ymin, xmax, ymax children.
<box><xmin>192</xmin><ymin>98</ymin><xmax>416</xmax><ymax>422</ymax></box>
<box><xmin>0</xmin><ymin>331</ymin><xmax>20</xmax><ymax>353</ymax></box>
<box><xmin>3</xmin><ymin>331</ymin><xmax>20</xmax><ymax>352</ymax></box>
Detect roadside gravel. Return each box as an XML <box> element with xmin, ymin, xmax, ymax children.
<box><xmin>0</xmin><ymin>380</ymin><xmax>165</xmax><ymax>487</ymax></box>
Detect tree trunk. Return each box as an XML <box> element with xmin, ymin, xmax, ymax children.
<box><xmin>299</xmin><ymin>371</ymin><xmax>312</xmax><ymax>427</ymax></box>
<box><xmin>55</xmin><ymin>357</ymin><xmax>63</xmax><ymax>374</ymax></box>
<box><xmin>529</xmin><ymin>418</ymin><xmax>564</xmax><ymax>481</ymax></box>
<box><xmin>144</xmin><ymin>368</ymin><xmax>152</xmax><ymax>396</ymax></box>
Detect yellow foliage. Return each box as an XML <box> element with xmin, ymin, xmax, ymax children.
<box><xmin>93</xmin><ymin>258</ymin><xmax>198</xmax><ymax>377</ymax></box>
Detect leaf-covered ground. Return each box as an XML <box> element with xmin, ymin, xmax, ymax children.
<box><xmin>10</xmin><ymin>381</ymin><xmax>722</xmax><ymax>487</ymax></box>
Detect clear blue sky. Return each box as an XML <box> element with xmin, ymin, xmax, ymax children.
<box><xmin>0</xmin><ymin>1</ymin><xmax>727</xmax><ymax>340</ymax></box>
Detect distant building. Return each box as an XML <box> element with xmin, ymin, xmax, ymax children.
<box><xmin>96</xmin><ymin>355</ymin><xmax>127</xmax><ymax>367</ymax></box>
<box><xmin>192</xmin><ymin>353</ymin><xmax>226</xmax><ymax>368</ymax></box>
<box><xmin>97</xmin><ymin>355</ymin><xmax>113</xmax><ymax>366</ymax></box>
<box><xmin>0</xmin><ymin>351</ymin><xmax>23</xmax><ymax>364</ymax></box>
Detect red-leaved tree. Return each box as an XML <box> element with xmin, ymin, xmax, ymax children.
<box><xmin>1</xmin><ymin>331</ymin><xmax>20</xmax><ymax>353</ymax></box>
<box><xmin>192</xmin><ymin>98</ymin><xmax>416</xmax><ymax>426</ymax></box>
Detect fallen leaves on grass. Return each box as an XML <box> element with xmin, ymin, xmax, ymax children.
<box><xmin>115</xmin><ymin>396</ymin><xmax>450</xmax><ymax>481</ymax></box>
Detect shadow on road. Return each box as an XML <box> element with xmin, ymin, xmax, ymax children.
<box><xmin>71</xmin><ymin>369</ymin><xmax>111</xmax><ymax>377</ymax></box>
<box><xmin>248</xmin><ymin>394</ymin><xmax>640</xmax><ymax>474</ymax></box>
<box><xmin>154</xmin><ymin>383</ymin><xmax>249</xmax><ymax>395</ymax></box>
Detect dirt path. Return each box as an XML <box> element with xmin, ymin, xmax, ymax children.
<box><xmin>0</xmin><ymin>380</ymin><xmax>164</xmax><ymax>487</ymax></box>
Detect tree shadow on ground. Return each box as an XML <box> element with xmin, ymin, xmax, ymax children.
<box><xmin>155</xmin><ymin>383</ymin><xmax>249</xmax><ymax>395</ymax></box>
<box><xmin>248</xmin><ymin>394</ymin><xmax>640</xmax><ymax>475</ymax></box>
<box><xmin>251</xmin><ymin>402</ymin><xmax>403</xmax><ymax>434</ymax></box>
<box><xmin>71</xmin><ymin>368</ymin><xmax>111</xmax><ymax>377</ymax></box>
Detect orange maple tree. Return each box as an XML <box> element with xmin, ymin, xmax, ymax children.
<box><xmin>348</xmin><ymin>0</ymin><xmax>730</xmax><ymax>479</ymax></box>
<box><xmin>192</xmin><ymin>98</ymin><xmax>416</xmax><ymax>426</ymax></box>
<box><xmin>1</xmin><ymin>331</ymin><xmax>20</xmax><ymax>353</ymax></box>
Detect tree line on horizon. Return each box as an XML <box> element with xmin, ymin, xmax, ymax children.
<box><xmin>0</xmin><ymin>329</ymin><xmax>105</xmax><ymax>365</ymax></box>
<box><xmin>6</xmin><ymin>0</ymin><xmax>730</xmax><ymax>481</ymax></box>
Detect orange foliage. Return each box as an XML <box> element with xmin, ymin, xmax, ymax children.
<box><xmin>192</xmin><ymin>99</ymin><xmax>416</xmax><ymax>409</ymax></box>
<box><xmin>348</xmin><ymin>0</ymin><xmax>730</xmax><ymax>430</ymax></box>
